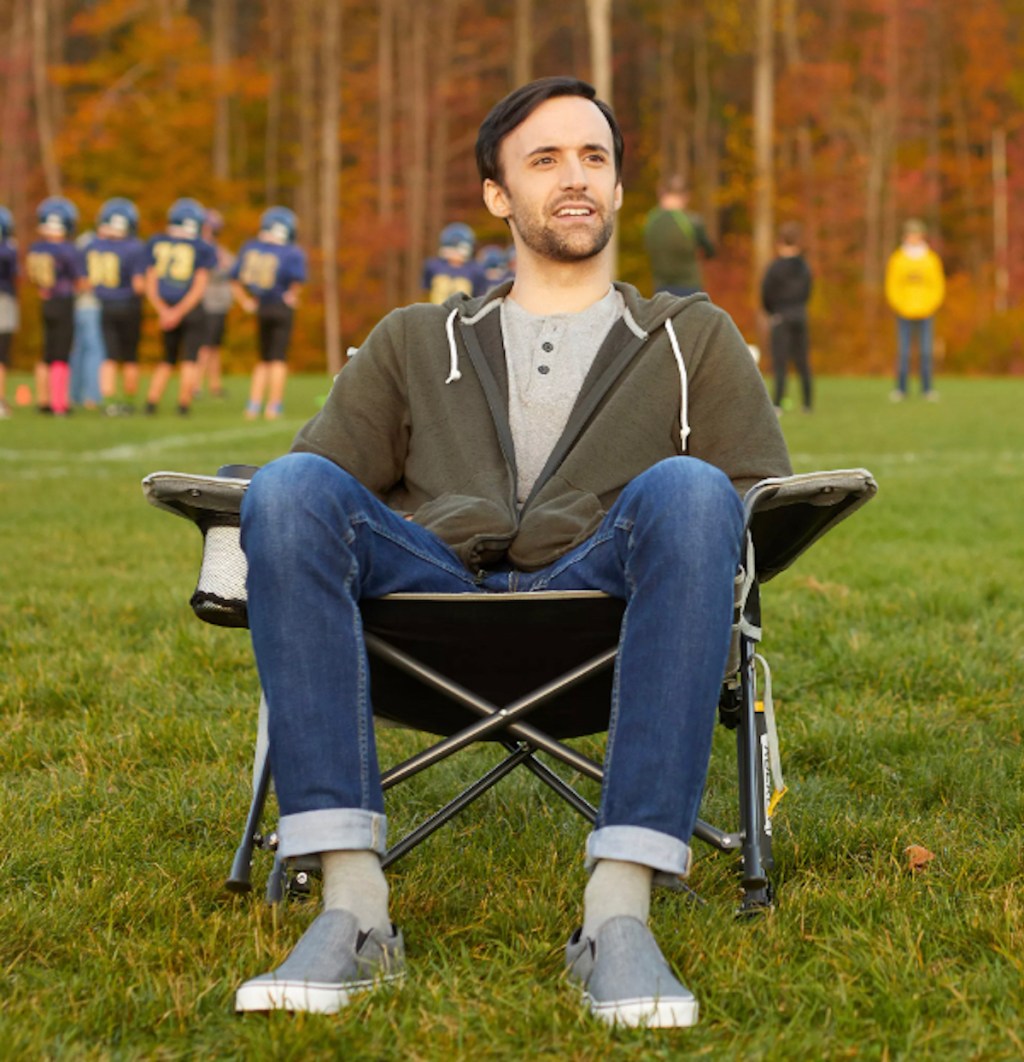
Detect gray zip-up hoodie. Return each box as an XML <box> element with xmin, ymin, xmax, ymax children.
<box><xmin>292</xmin><ymin>280</ymin><xmax>791</xmax><ymax>572</ymax></box>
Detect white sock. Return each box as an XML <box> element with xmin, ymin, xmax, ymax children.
<box><xmin>582</xmin><ymin>859</ymin><xmax>654</xmax><ymax>940</ymax></box>
<box><xmin>320</xmin><ymin>849</ymin><xmax>391</xmax><ymax>933</ymax></box>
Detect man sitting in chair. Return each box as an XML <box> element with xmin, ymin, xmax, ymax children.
<box><xmin>236</xmin><ymin>76</ymin><xmax>792</xmax><ymax>1027</ymax></box>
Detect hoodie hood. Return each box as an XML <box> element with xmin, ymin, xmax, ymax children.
<box><xmin>443</xmin><ymin>279</ymin><xmax>708</xmax><ymax>332</ymax></box>
<box><xmin>440</xmin><ymin>280</ymin><xmax>708</xmax><ymax>449</ymax></box>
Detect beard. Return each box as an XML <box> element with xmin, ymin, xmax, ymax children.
<box><xmin>507</xmin><ymin>199</ymin><xmax>615</xmax><ymax>263</ymax></box>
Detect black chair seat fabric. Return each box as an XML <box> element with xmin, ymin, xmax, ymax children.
<box><xmin>361</xmin><ymin>593</ymin><xmax>624</xmax><ymax>740</ymax></box>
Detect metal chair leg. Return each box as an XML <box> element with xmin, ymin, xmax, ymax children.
<box><xmin>736</xmin><ymin>631</ymin><xmax>774</xmax><ymax>914</ymax></box>
<box><xmin>225</xmin><ymin>735</ymin><xmax>271</xmax><ymax>893</ymax></box>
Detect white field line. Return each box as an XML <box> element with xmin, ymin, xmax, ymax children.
<box><xmin>790</xmin><ymin>451</ymin><xmax>1024</xmax><ymax>468</ymax></box>
<box><xmin>1</xmin><ymin>425</ymin><xmax>279</xmax><ymax>466</ymax></box>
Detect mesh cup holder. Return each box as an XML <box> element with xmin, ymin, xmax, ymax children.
<box><xmin>191</xmin><ymin>518</ymin><xmax>249</xmax><ymax>628</ymax></box>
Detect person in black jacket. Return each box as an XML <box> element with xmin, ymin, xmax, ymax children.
<box><xmin>761</xmin><ymin>222</ymin><xmax>813</xmax><ymax>412</ymax></box>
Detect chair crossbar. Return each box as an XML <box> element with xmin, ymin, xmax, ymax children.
<box><xmin>369</xmin><ymin>632</ymin><xmax>614</xmax><ymax>787</ymax></box>
<box><xmin>370</xmin><ymin>629</ymin><xmax>738</xmax><ymax>858</ymax></box>
<box><xmin>509</xmin><ymin>743</ymin><xmax>599</xmax><ymax>822</ymax></box>
<box><xmin>382</xmin><ymin>745</ymin><xmax>535</xmax><ymax>868</ymax></box>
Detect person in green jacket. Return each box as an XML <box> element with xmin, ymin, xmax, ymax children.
<box><xmin>643</xmin><ymin>175</ymin><xmax>715</xmax><ymax>297</ymax></box>
<box><xmin>885</xmin><ymin>218</ymin><xmax>945</xmax><ymax>401</ymax></box>
<box><xmin>234</xmin><ymin>77</ymin><xmax>790</xmax><ymax>1029</ymax></box>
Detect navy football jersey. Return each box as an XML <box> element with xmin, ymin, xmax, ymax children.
<box><xmin>422</xmin><ymin>256</ymin><xmax>487</xmax><ymax>304</ymax></box>
<box><xmin>145</xmin><ymin>233</ymin><xmax>217</xmax><ymax>305</ymax></box>
<box><xmin>87</xmin><ymin>236</ymin><xmax>147</xmax><ymax>301</ymax></box>
<box><xmin>232</xmin><ymin>239</ymin><xmax>307</xmax><ymax>305</ymax></box>
<box><xmin>26</xmin><ymin>240</ymin><xmax>86</xmax><ymax>299</ymax></box>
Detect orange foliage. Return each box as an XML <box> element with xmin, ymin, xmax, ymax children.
<box><xmin>5</xmin><ymin>0</ymin><xmax>1024</xmax><ymax>375</ymax></box>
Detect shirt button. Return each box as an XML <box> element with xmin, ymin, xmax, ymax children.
<box><xmin>538</xmin><ymin>365</ymin><xmax>550</xmax><ymax>375</ymax></box>
<box><xmin>541</xmin><ymin>341</ymin><xmax>554</xmax><ymax>352</ymax></box>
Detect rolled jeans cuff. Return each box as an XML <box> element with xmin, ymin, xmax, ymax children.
<box><xmin>278</xmin><ymin>809</ymin><xmax>388</xmax><ymax>860</ymax></box>
<box><xmin>586</xmin><ymin>825</ymin><xmax>693</xmax><ymax>880</ymax></box>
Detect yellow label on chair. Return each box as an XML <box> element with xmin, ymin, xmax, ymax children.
<box><xmin>767</xmin><ymin>786</ymin><xmax>788</xmax><ymax>818</ymax></box>
<box><xmin>755</xmin><ymin>700</ymin><xmax>764</xmax><ymax>713</ymax></box>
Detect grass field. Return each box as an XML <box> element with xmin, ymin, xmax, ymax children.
<box><xmin>1</xmin><ymin>373</ymin><xmax>1022</xmax><ymax>1060</ymax></box>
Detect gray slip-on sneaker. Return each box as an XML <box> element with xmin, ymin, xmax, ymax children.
<box><xmin>565</xmin><ymin>916</ymin><xmax>699</xmax><ymax>1028</ymax></box>
<box><xmin>235</xmin><ymin>908</ymin><xmax>405</xmax><ymax>1014</ymax></box>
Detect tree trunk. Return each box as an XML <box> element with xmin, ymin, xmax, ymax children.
<box><xmin>264</xmin><ymin>4</ymin><xmax>280</xmax><ymax>203</ymax></box>
<box><xmin>658</xmin><ymin>0</ymin><xmax>677</xmax><ymax>180</ymax></box>
<box><xmin>403</xmin><ymin>1</ymin><xmax>429</xmax><ymax>301</ymax></box>
<box><xmin>295</xmin><ymin>0</ymin><xmax>318</xmax><ymax>235</ymax></box>
<box><xmin>514</xmin><ymin>0</ymin><xmax>533</xmax><ymax>86</ymax></box>
<box><xmin>31</xmin><ymin>0</ymin><xmax>61</xmax><ymax>196</ymax></box>
<box><xmin>378</xmin><ymin>0</ymin><xmax>399</xmax><ymax>308</ymax></box>
<box><xmin>320</xmin><ymin>0</ymin><xmax>342</xmax><ymax>374</ymax></box>
<box><xmin>428</xmin><ymin>1</ymin><xmax>458</xmax><ymax>248</ymax></box>
<box><xmin>752</xmin><ymin>0</ymin><xmax>775</xmax><ymax>294</ymax></box>
<box><xmin>586</xmin><ymin>0</ymin><xmax>614</xmax><ymax>272</ymax></box>
<box><xmin>863</xmin><ymin>0</ymin><xmax>897</xmax><ymax>296</ymax></box>
<box><xmin>925</xmin><ymin>9</ymin><xmax>942</xmax><ymax>228</ymax></box>
<box><xmin>863</xmin><ymin>102</ymin><xmax>888</xmax><ymax>292</ymax></box>
<box><xmin>265</xmin><ymin>1</ymin><xmax>282</xmax><ymax>203</ymax></box>
<box><xmin>586</xmin><ymin>0</ymin><xmax>612</xmax><ymax>126</ymax></box>
<box><xmin>993</xmin><ymin>126</ymin><xmax>1009</xmax><ymax>313</ymax></box>
<box><xmin>211</xmin><ymin>0</ymin><xmax>234</xmax><ymax>184</ymax></box>
<box><xmin>882</xmin><ymin>0</ymin><xmax>899</xmax><ymax>276</ymax></box>
<box><xmin>780</xmin><ymin>0</ymin><xmax>817</xmax><ymax>262</ymax></box>
<box><xmin>1</xmin><ymin>0</ymin><xmax>31</xmax><ymax>215</ymax></box>
<box><xmin>692</xmin><ymin>10</ymin><xmax>718</xmax><ymax>243</ymax></box>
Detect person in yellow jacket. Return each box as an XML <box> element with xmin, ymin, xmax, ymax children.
<box><xmin>885</xmin><ymin>219</ymin><xmax>945</xmax><ymax>401</ymax></box>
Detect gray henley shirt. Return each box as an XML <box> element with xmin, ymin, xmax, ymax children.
<box><xmin>500</xmin><ymin>286</ymin><xmax>625</xmax><ymax>505</ymax></box>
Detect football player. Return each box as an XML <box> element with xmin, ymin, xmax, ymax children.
<box><xmin>230</xmin><ymin>206</ymin><xmax>307</xmax><ymax>420</ymax></box>
<box><xmin>422</xmin><ymin>222</ymin><xmax>487</xmax><ymax>304</ymax></box>
<box><xmin>26</xmin><ymin>196</ymin><xmax>88</xmax><ymax>415</ymax></box>
<box><xmin>143</xmin><ymin>198</ymin><xmax>216</xmax><ymax>415</ymax></box>
<box><xmin>89</xmin><ymin>197</ymin><xmax>147</xmax><ymax>414</ymax></box>
<box><xmin>477</xmin><ymin>243</ymin><xmax>513</xmax><ymax>291</ymax></box>
<box><xmin>194</xmin><ymin>209</ymin><xmax>236</xmax><ymax>401</ymax></box>
<box><xmin>0</xmin><ymin>206</ymin><xmax>18</xmax><ymax>418</ymax></box>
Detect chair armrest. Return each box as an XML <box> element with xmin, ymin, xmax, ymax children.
<box><xmin>142</xmin><ymin>465</ymin><xmax>258</xmax><ymax>526</ymax></box>
<box><xmin>142</xmin><ymin>466</ymin><xmax>258</xmax><ymax>628</ymax></box>
<box><xmin>743</xmin><ymin>468</ymin><xmax>878</xmax><ymax>582</ymax></box>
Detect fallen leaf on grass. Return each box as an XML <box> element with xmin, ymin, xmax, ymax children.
<box><xmin>905</xmin><ymin>844</ymin><xmax>936</xmax><ymax>872</ymax></box>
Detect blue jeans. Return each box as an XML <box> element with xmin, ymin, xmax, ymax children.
<box><xmin>70</xmin><ymin>301</ymin><xmax>105</xmax><ymax>406</ymax></box>
<box><xmin>896</xmin><ymin>315</ymin><xmax>934</xmax><ymax>395</ymax></box>
<box><xmin>241</xmin><ymin>453</ymin><xmax>745</xmax><ymax>877</ymax></box>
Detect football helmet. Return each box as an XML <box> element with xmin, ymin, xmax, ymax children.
<box><xmin>167</xmin><ymin>197</ymin><xmax>206</xmax><ymax>237</ymax></box>
<box><xmin>440</xmin><ymin>222</ymin><xmax>476</xmax><ymax>257</ymax></box>
<box><xmin>260</xmin><ymin>206</ymin><xmax>298</xmax><ymax>244</ymax></box>
<box><xmin>99</xmin><ymin>197</ymin><xmax>140</xmax><ymax>237</ymax></box>
<box><xmin>478</xmin><ymin>244</ymin><xmax>508</xmax><ymax>273</ymax></box>
<box><xmin>36</xmin><ymin>196</ymin><xmax>79</xmax><ymax>237</ymax></box>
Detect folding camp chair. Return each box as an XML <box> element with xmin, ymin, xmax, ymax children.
<box><xmin>143</xmin><ymin>464</ymin><xmax>876</xmax><ymax>914</ymax></box>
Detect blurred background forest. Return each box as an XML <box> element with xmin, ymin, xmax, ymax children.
<box><xmin>3</xmin><ymin>0</ymin><xmax>1024</xmax><ymax>375</ymax></box>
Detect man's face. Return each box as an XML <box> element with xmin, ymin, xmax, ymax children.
<box><xmin>483</xmin><ymin>95</ymin><xmax>623</xmax><ymax>264</ymax></box>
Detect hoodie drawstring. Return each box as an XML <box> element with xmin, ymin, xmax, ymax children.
<box><xmin>444</xmin><ymin>308</ymin><xmax>462</xmax><ymax>384</ymax></box>
<box><xmin>445</xmin><ymin>305</ymin><xmax>689</xmax><ymax>450</ymax></box>
<box><xmin>664</xmin><ymin>318</ymin><xmax>690</xmax><ymax>451</ymax></box>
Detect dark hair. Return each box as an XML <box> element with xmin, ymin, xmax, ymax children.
<box><xmin>777</xmin><ymin>221</ymin><xmax>802</xmax><ymax>247</ymax></box>
<box><xmin>658</xmin><ymin>174</ymin><xmax>688</xmax><ymax>197</ymax></box>
<box><xmin>476</xmin><ymin>76</ymin><xmax>625</xmax><ymax>185</ymax></box>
